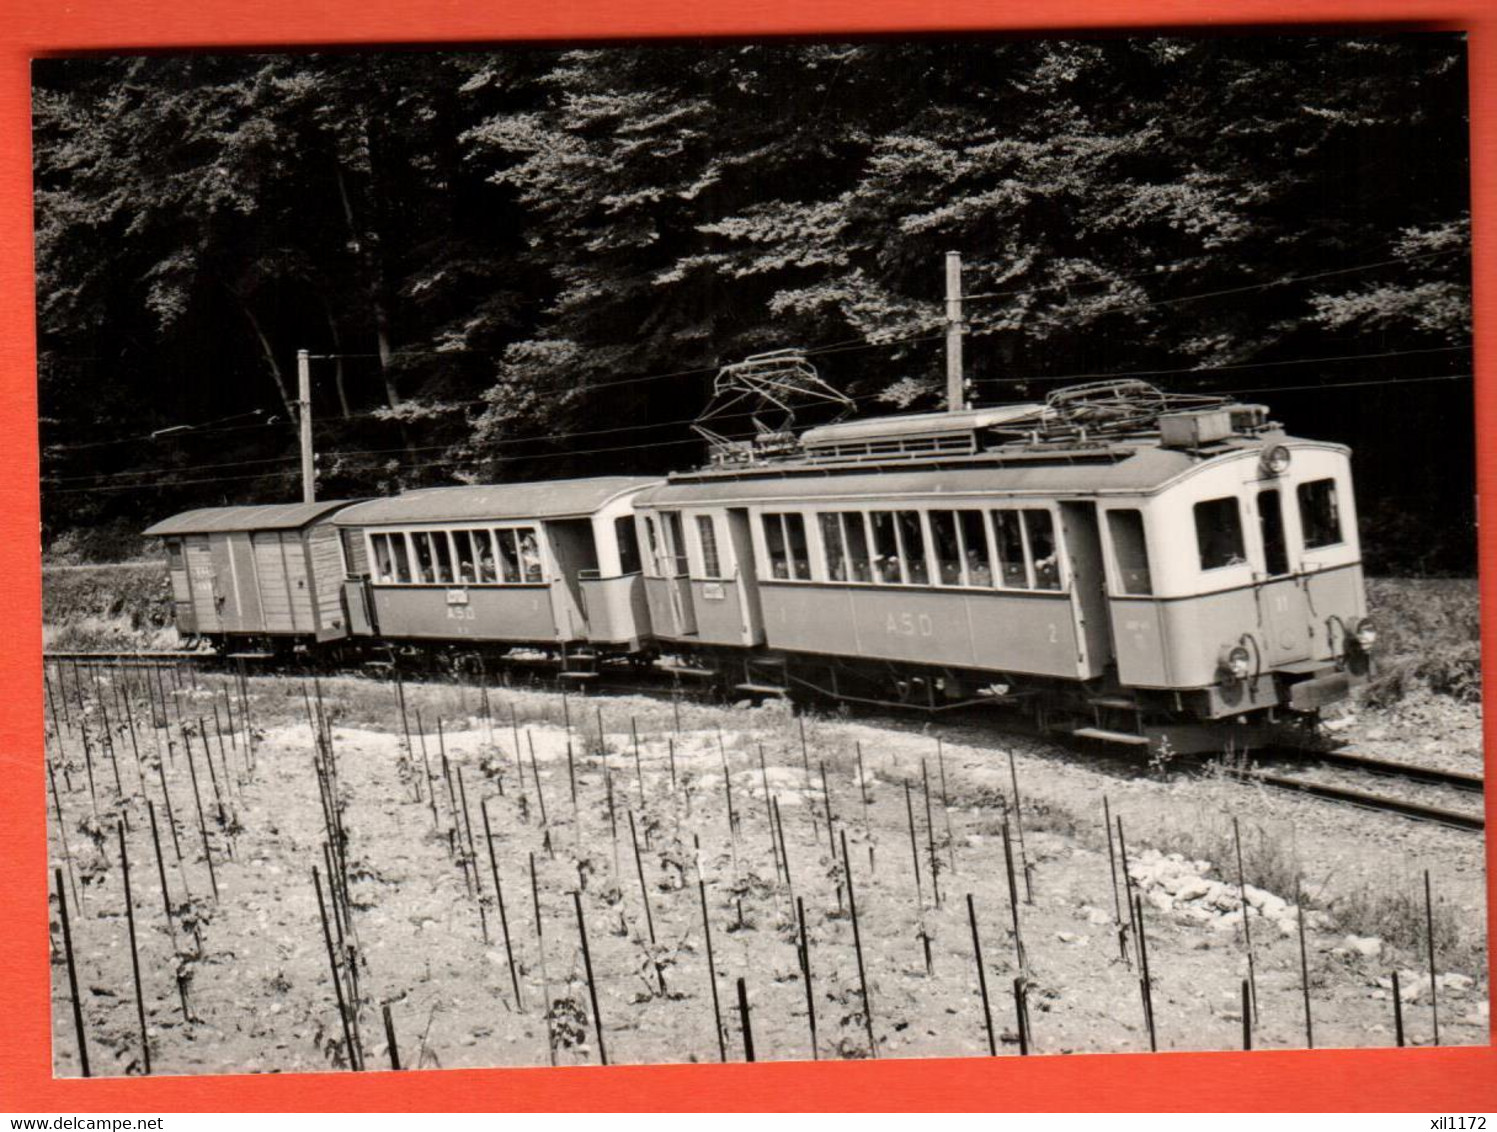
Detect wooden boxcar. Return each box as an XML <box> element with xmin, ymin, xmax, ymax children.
<box><xmin>144</xmin><ymin>501</ymin><xmax>360</xmax><ymax>651</ymax></box>
<box><xmin>634</xmin><ymin>401</ymin><xmax>1370</xmax><ymax>751</ymax></box>
<box><xmin>331</xmin><ymin>476</ymin><xmax>660</xmax><ymax>659</ymax></box>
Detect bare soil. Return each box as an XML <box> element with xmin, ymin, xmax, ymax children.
<box><xmin>44</xmin><ymin>671</ymin><xmax>1490</xmax><ymax>1077</ymax></box>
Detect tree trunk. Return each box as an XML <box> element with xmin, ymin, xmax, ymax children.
<box><xmin>228</xmin><ymin>288</ymin><xmax>296</xmax><ymax>425</ymax></box>
<box><xmin>320</xmin><ymin>296</ymin><xmax>352</xmax><ymax>419</ymax></box>
<box><xmin>336</xmin><ymin>162</ymin><xmax>401</xmax><ymax>413</ymax></box>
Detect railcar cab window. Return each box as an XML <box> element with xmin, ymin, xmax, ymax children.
<box><xmin>762</xmin><ymin>512</ymin><xmax>811</xmax><ymax>580</ymax></box>
<box><xmin>1106</xmin><ymin>509</ymin><xmax>1152</xmax><ymax>595</ymax></box>
<box><xmin>166</xmin><ymin>539</ymin><xmax>185</xmax><ymax>568</ymax></box>
<box><xmin>1297</xmin><ymin>478</ymin><xmax>1344</xmax><ymax>549</ymax></box>
<box><xmin>1194</xmin><ymin>497</ymin><xmax>1248</xmax><ymax>570</ymax></box>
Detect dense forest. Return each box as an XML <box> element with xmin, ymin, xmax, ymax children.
<box><xmin>32</xmin><ymin>34</ymin><xmax>1474</xmax><ymax>572</ymax></box>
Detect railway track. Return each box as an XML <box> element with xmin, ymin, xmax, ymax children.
<box><xmin>1236</xmin><ymin>746</ymin><xmax>1485</xmax><ymax>832</ymax></box>
<box><xmin>46</xmin><ymin>649</ymin><xmax>1487</xmax><ymax>832</ymax></box>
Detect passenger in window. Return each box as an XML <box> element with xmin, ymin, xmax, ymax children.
<box><xmin>518</xmin><ymin>531</ymin><xmax>543</xmax><ymax>582</ymax></box>
<box><xmin>967</xmin><ymin>548</ymin><xmax>993</xmax><ymax>587</ymax></box>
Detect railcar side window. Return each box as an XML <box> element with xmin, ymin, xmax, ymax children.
<box><xmin>496</xmin><ymin>529</ymin><xmax>522</xmax><ymax>583</ymax></box>
<box><xmin>451</xmin><ymin>530</ymin><xmax>477</xmax><ymax>583</ymax></box>
<box><xmin>990</xmin><ymin>510</ymin><xmax>1030</xmax><ymax>589</ymax></box>
<box><xmin>960</xmin><ymin>510</ymin><xmax>992</xmax><ymax>586</ymax></box>
<box><xmin>933</xmin><ymin>510</ymin><xmax>992</xmax><ymax>586</ymax></box>
<box><xmin>1024</xmin><ymin>511</ymin><xmax>1062</xmax><ymax>590</ymax></box>
<box><xmin>431</xmin><ymin>532</ymin><xmax>455</xmax><ymax>584</ymax></box>
<box><xmin>470</xmin><ymin>530</ymin><xmax>496</xmax><ymax>583</ymax></box>
<box><xmin>870</xmin><ymin>511</ymin><xmax>902</xmax><ymax>583</ymax></box>
<box><xmin>1194</xmin><ymin>497</ymin><xmax>1247</xmax><ymax>570</ymax></box>
<box><xmin>894</xmin><ymin>511</ymin><xmax>929</xmax><ymax>585</ymax></box>
<box><xmin>820</xmin><ymin>514</ymin><xmax>847</xmax><ymax>581</ymax></box>
<box><xmin>931</xmin><ymin>511</ymin><xmax>963</xmax><ymax>584</ymax></box>
<box><xmin>517</xmin><ymin>529</ymin><xmax>544</xmax><ymax>582</ymax></box>
<box><xmin>696</xmin><ymin>515</ymin><xmax>723</xmax><ymax>578</ymax></box>
<box><xmin>1297</xmin><ymin>479</ymin><xmax>1343</xmax><ymax>549</ymax></box>
<box><xmin>371</xmin><ymin>533</ymin><xmax>395</xmax><ymax>583</ymax></box>
<box><xmin>1106</xmin><ymin>510</ymin><xmax>1152</xmax><ymax>595</ymax></box>
<box><xmin>390</xmin><ymin>534</ymin><xmax>413</xmax><ymax>583</ymax></box>
<box><xmin>842</xmin><ymin>513</ymin><xmax>872</xmax><ymax>582</ymax></box>
<box><xmin>762</xmin><ymin>513</ymin><xmax>811</xmax><ymax>581</ymax></box>
<box><xmin>410</xmin><ymin>532</ymin><xmax>437</xmax><ymax>583</ymax></box>
<box><xmin>616</xmin><ymin>517</ymin><xmax>642</xmax><ymax>575</ymax></box>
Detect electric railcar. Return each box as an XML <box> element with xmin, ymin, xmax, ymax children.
<box><xmin>146</xmin><ymin>381</ymin><xmax>1374</xmax><ymax>754</ymax></box>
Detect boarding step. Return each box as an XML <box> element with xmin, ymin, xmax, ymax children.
<box><xmin>1086</xmin><ymin>695</ymin><xmax>1140</xmax><ymax>711</ymax></box>
<box><xmin>558</xmin><ymin>670</ymin><xmax>600</xmax><ymax>680</ymax></box>
<box><xmin>1071</xmin><ymin>726</ymin><xmax>1152</xmax><ymax>747</ymax></box>
<box><xmin>734</xmin><ymin>682</ymin><xmax>789</xmax><ymax>697</ymax></box>
<box><xmin>659</xmin><ymin>663</ymin><xmax>719</xmax><ymax>679</ymax></box>
<box><xmin>225</xmin><ymin>652</ymin><xmax>277</xmax><ymax>661</ymax></box>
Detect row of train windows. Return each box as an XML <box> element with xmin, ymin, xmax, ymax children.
<box><xmin>1192</xmin><ymin>478</ymin><xmax>1344</xmax><ymax>574</ymax></box>
<box><xmin>762</xmin><ymin>508</ymin><xmax>1063</xmax><ymax>591</ymax></box>
<box><xmin>368</xmin><ymin>528</ymin><xmax>545</xmax><ymax>585</ymax></box>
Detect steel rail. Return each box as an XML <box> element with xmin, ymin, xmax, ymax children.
<box><xmin>1240</xmin><ymin>769</ymin><xmax>1485</xmax><ymax>832</ymax></box>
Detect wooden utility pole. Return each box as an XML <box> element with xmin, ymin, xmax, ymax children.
<box><xmin>298</xmin><ymin>348</ymin><xmax>314</xmax><ymax>504</ymax></box>
<box><xmin>945</xmin><ymin>251</ymin><xmax>965</xmax><ymax>412</ymax></box>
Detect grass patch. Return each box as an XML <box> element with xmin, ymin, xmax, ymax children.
<box><xmin>1363</xmin><ymin>577</ymin><xmax>1481</xmax><ymax>707</ymax></box>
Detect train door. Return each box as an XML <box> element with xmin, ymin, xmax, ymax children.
<box><xmin>546</xmin><ymin>520</ymin><xmax>597</xmax><ymax>640</ymax></box>
<box><xmin>1254</xmin><ymin>486</ymin><xmax>1312</xmax><ymax>665</ymax></box>
<box><xmin>165</xmin><ymin>538</ymin><xmax>197</xmax><ymax>634</ymax></box>
<box><xmin>725</xmin><ymin>508</ymin><xmax>765</xmax><ymax>645</ymax></box>
<box><xmin>659</xmin><ymin>510</ymin><xmax>698</xmax><ymax>636</ymax></box>
<box><xmin>228</xmin><ymin>532</ymin><xmax>263</xmax><ymax>634</ymax></box>
<box><xmin>185</xmin><ymin>534</ymin><xmax>222</xmax><ymax>632</ymax></box>
<box><xmin>1059</xmin><ymin>501</ymin><xmax>1113</xmax><ymax>678</ymax></box>
<box><xmin>208</xmin><ymin>535</ymin><xmax>240</xmax><ymax>631</ymax></box>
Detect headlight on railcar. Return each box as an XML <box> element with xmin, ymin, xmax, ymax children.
<box><xmin>1260</xmin><ymin>444</ymin><xmax>1292</xmax><ymax>476</ymax></box>
<box><xmin>1225</xmin><ymin>645</ymin><xmax>1252</xmax><ymax>681</ymax></box>
<box><xmin>1354</xmin><ymin>618</ymin><xmax>1377</xmax><ymax>650</ymax></box>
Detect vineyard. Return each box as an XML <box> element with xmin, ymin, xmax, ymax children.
<box><xmin>43</xmin><ymin>660</ymin><xmax>1489</xmax><ymax>1076</ymax></box>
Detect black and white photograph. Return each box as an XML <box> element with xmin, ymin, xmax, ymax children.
<box><xmin>34</xmin><ymin>32</ymin><xmax>1487</xmax><ymax>1077</ymax></box>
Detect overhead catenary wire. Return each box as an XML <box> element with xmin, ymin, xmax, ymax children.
<box><xmin>40</xmin><ymin>371</ymin><xmax>1474</xmax><ymax>496</ymax></box>
<box><xmin>42</xmin><ymin>241</ymin><xmax>1466</xmax><ymax>456</ymax></box>
<box><xmin>42</xmin><ymin>340</ymin><xmax>1472</xmax><ymax>486</ymax></box>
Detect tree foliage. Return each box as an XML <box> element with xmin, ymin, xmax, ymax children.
<box><xmin>34</xmin><ymin>35</ymin><xmax>1474</xmax><ymax>571</ymax></box>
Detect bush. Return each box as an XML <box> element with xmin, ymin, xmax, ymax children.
<box><xmin>43</xmin><ymin>520</ymin><xmax>155</xmax><ymax>566</ymax></box>
<box><xmin>41</xmin><ymin>561</ymin><xmax>176</xmax><ymax>650</ymax></box>
<box><xmin>1362</xmin><ymin>577</ymin><xmax>1481</xmax><ymax>706</ymax></box>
